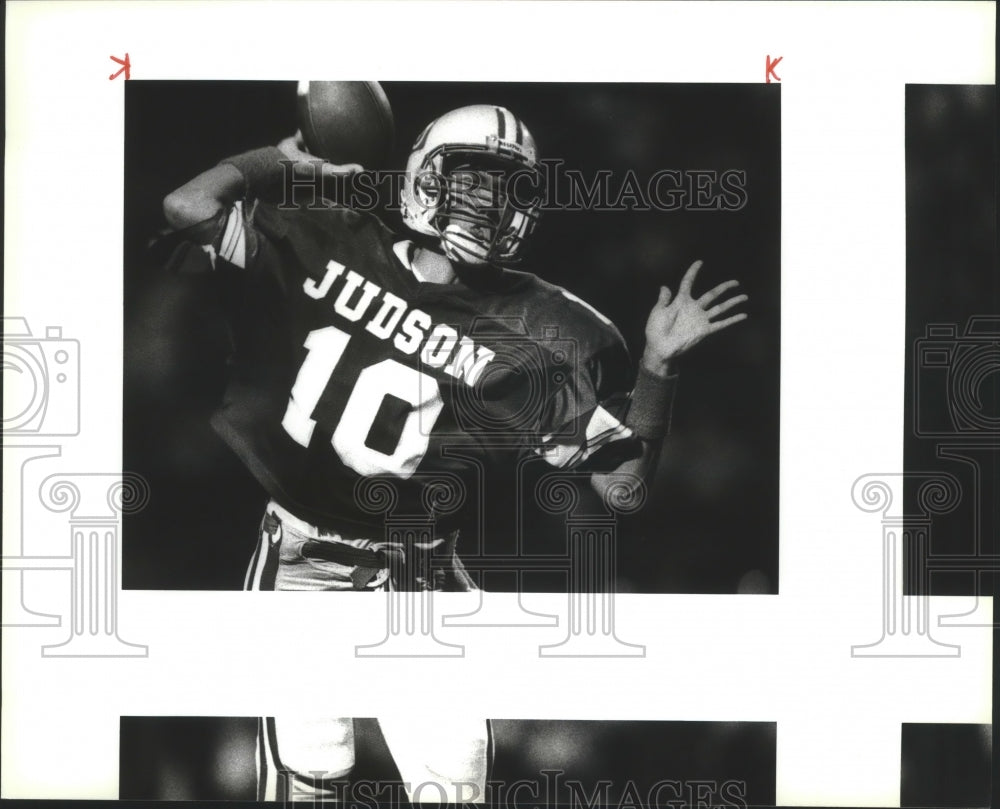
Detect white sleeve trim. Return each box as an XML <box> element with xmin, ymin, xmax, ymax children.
<box><xmin>218</xmin><ymin>200</ymin><xmax>247</xmax><ymax>269</ymax></box>
<box><xmin>557</xmin><ymin>287</ymin><xmax>614</xmax><ymax>326</ymax></box>
<box><xmin>537</xmin><ymin>404</ymin><xmax>633</xmax><ymax>468</ymax></box>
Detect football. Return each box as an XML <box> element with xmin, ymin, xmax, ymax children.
<box><xmin>297</xmin><ymin>81</ymin><xmax>395</xmax><ymax>169</ymax></box>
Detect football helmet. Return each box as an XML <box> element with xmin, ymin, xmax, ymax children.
<box><xmin>400</xmin><ymin>105</ymin><xmax>544</xmax><ymax>267</ymax></box>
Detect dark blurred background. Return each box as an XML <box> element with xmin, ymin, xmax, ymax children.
<box><xmin>123</xmin><ymin>82</ymin><xmax>780</xmax><ymax>593</ymax></box>
<box><xmin>118</xmin><ymin>717</ymin><xmax>994</xmax><ymax>805</ymax></box>
<box><xmin>120</xmin><ymin>716</ymin><xmax>776</xmax><ymax>804</ymax></box>
<box><xmin>903</xmin><ymin>85</ymin><xmax>997</xmax><ymax>596</ymax></box>
<box><xmin>900</xmin><ymin>722</ymin><xmax>993</xmax><ymax>807</ymax></box>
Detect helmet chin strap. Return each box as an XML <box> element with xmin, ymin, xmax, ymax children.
<box><xmin>411</xmin><ymin>238</ymin><xmax>507</xmax><ymax>291</ymax></box>
<box><xmin>411</xmin><ymin>245</ymin><xmax>458</xmax><ymax>284</ymax></box>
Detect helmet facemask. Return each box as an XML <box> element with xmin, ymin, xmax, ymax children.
<box><xmin>416</xmin><ymin>149</ymin><xmax>544</xmax><ymax>267</ymax></box>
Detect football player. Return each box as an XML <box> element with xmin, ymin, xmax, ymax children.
<box><xmin>162</xmin><ymin>104</ymin><xmax>747</xmax><ymax>803</ymax></box>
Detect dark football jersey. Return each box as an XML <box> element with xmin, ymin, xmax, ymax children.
<box><xmin>197</xmin><ymin>199</ymin><xmax>640</xmax><ymax>534</ymax></box>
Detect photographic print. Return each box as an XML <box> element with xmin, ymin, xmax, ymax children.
<box><xmin>122</xmin><ymin>80</ymin><xmax>780</xmax><ymax>596</ymax></box>
<box><xmin>2</xmin><ymin>2</ymin><xmax>994</xmax><ymax>807</ymax></box>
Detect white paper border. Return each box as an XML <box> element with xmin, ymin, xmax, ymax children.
<box><xmin>3</xmin><ymin>1</ymin><xmax>995</xmax><ymax>805</ymax></box>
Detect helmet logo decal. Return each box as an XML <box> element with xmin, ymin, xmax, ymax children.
<box><xmin>494</xmin><ymin>107</ymin><xmax>523</xmax><ymax>147</ymax></box>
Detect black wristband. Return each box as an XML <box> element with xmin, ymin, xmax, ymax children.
<box><xmin>219</xmin><ymin>146</ymin><xmax>288</xmax><ymax>195</ymax></box>
<box><xmin>625</xmin><ymin>367</ymin><xmax>678</xmax><ymax>440</ymax></box>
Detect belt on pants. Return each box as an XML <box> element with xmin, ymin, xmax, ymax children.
<box><xmin>263</xmin><ymin>504</ymin><xmax>392</xmax><ymax>590</ymax></box>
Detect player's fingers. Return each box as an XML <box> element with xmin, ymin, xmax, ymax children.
<box><xmin>678</xmin><ymin>260</ymin><xmax>703</xmax><ymax>296</ymax></box>
<box><xmin>708</xmin><ymin>312</ymin><xmax>749</xmax><ymax>333</ymax></box>
<box><xmin>698</xmin><ymin>279</ymin><xmax>740</xmax><ymax>306</ymax></box>
<box><xmin>707</xmin><ymin>293</ymin><xmax>749</xmax><ymax>318</ymax></box>
<box><xmin>657</xmin><ymin>285</ymin><xmax>673</xmax><ymax>307</ymax></box>
<box><xmin>321</xmin><ymin>162</ymin><xmax>364</xmax><ymax>177</ymax></box>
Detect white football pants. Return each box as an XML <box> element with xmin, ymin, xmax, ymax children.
<box><xmin>246</xmin><ymin>503</ymin><xmax>490</xmax><ymax>803</ymax></box>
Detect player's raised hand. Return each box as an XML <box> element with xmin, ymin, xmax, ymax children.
<box><xmin>277</xmin><ymin>131</ymin><xmax>364</xmax><ymax>178</ymax></box>
<box><xmin>642</xmin><ymin>260</ymin><xmax>748</xmax><ymax>374</ymax></box>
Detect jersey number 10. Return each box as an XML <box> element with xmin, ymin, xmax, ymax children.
<box><xmin>281</xmin><ymin>326</ymin><xmax>444</xmax><ymax>478</ymax></box>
